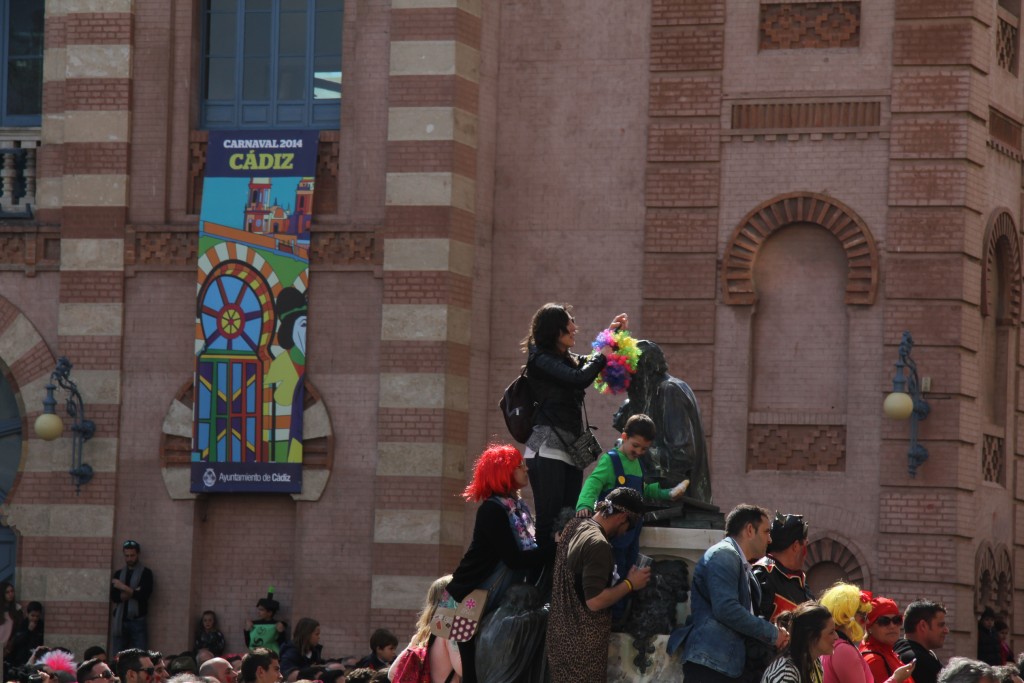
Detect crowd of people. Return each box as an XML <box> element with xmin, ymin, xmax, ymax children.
<box><xmin>673</xmin><ymin>503</ymin><xmax>1023</xmax><ymax>683</ymax></box>
<box><xmin>3</xmin><ymin>303</ymin><xmax>1019</xmax><ymax>683</ymax></box>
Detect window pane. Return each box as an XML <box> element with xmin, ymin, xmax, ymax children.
<box><xmin>207</xmin><ymin>13</ymin><xmax>237</xmax><ymax>57</ymax></box>
<box><xmin>279</xmin><ymin>11</ymin><xmax>307</xmax><ymax>56</ymax></box>
<box><xmin>313</xmin><ymin>55</ymin><xmax>340</xmax><ymax>99</ymax></box>
<box><xmin>314</xmin><ymin>11</ymin><xmax>342</xmax><ymax>56</ymax></box>
<box><xmin>7</xmin><ymin>59</ymin><xmax>42</xmax><ymax>116</ymax></box>
<box><xmin>243</xmin><ymin>58</ymin><xmax>270</xmax><ymax>99</ymax></box>
<box><xmin>243</xmin><ymin>11</ymin><xmax>271</xmax><ymax>56</ymax></box>
<box><xmin>206</xmin><ymin>57</ymin><xmax>237</xmax><ymax>99</ymax></box>
<box><xmin>282</xmin><ymin>0</ymin><xmax>306</xmax><ymax>10</ymax></box>
<box><xmin>210</xmin><ymin>0</ymin><xmax>237</xmax><ymax>10</ymax></box>
<box><xmin>247</xmin><ymin>0</ymin><xmax>271</xmax><ymax>10</ymax></box>
<box><xmin>316</xmin><ymin>0</ymin><xmax>343</xmax><ymax>11</ymax></box>
<box><xmin>8</xmin><ymin>1</ymin><xmax>44</xmax><ymax>57</ymax></box>
<box><xmin>277</xmin><ymin>57</ymin><xmax>305</xmax><ymax>100</ymax></box>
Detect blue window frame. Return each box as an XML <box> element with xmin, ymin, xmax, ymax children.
<box><xmin>0</xmin><ymin>0</ymin><xmax>43</xmax><ymax>127</ymax></box>
<box><xmin>201</xmin><ymin>0</ymin><xmax>342</xmax><ymax>129</ymax></box>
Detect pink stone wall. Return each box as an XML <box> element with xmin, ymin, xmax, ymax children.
<box><xmin>487</xmin><ymin>0</ymin><xmax>651</xmax><ymax>453</ymax></box>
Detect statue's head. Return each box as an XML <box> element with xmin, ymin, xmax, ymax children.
<box><xmin>637</xmin><ymin>340</ymin><xmax>668</xmax><ymax>376</ymax></box>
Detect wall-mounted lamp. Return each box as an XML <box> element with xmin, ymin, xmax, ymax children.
<box><xmin>884</xmin><ymin>331</ymin><xmax>931</xmax><ymax>477</ymax></box>
<box><xmin>33</xmin><ymin>357</ymin><xmax>95</xmax><ymax>493</ymax></box>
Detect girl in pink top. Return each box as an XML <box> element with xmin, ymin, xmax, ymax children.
<box><xmin>819</xmin><ymin>584</ymin><xmax>915</xmax><ymax>683</ymax></box>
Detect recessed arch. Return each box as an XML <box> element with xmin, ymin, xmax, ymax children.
<box><xmin>981</xmin><ymin>209</ymin><xmax>1022</xmax><ymax>324</ymax></box>
<box><xmin>805</xmin><ymin>534</ymin><xmax>870</xmax><ymax>597</ymax></box>
<box><xmin>722</xmin><ymin>192</ymin><xmax>879</xmax><ymax>306</ymax></box>
<box><xmin>975</xmin><ymin>541</ymin><xmax>1013</xmax><ymax>618</ymax></box>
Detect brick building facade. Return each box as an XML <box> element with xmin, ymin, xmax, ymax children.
<box><xmin>0</xmin><ymin>0</ymin><xmax>1015</xmax><ymax>661</ymax></box>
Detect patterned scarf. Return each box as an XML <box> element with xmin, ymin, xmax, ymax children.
<box><xmin>491</xmin><ymin>495</ymin><xmax>538</xmax><ymax>551</ymax></box>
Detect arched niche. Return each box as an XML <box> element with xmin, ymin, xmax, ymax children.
<box><xmin>981</xmin><ymin>209</ymin><xmax>1022</xmax><ymax>325</ymax></box>
<box><xmin>722</xmin><ymin>192</ymin><xmax>879</xmax><ymax>306</ymax></box>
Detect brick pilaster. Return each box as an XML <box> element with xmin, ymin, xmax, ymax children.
<box><xmin>370</xmin><ymin>0</ymin><xmax>481</xmax><ymax>634</ymax></box>
<box><xmin>880</xmin><ymin>0</ymin><xmax>991</xmax><ymax>653</ymax></box>
<box><xmin>641</xmin><ymin>0</ymin><xmax>724</xmax><ymax>425</ymax></box>
<box><xmin>11</xmin><ymin>0</ymin><xmax>134</xmax><ymax>652</ymax></box>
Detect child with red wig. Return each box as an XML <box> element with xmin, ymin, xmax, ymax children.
<box><xmin>444</xmin><ymin>444</ymin><xmax>554</xmax><ymax>683</ymax></box>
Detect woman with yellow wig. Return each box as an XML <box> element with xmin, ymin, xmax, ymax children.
<box><xmin>819</xmin><ymin>583</ymin><xmax>915</xmax><ymax>683</ymax></box>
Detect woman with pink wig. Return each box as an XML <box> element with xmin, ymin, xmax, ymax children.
<box><xmin>445</xmin><ymin>444</ymin><xmax>554</xmax><ymax>683</ymax></box>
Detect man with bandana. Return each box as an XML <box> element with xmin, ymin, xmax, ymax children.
<box><xmin>110</xmin><ymin>540</ymin><xmax>154</xmax><ymax>651</ymax></box>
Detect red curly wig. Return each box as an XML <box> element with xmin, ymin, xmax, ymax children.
<box><xmin>462</xmin><ymin>444</ymin><xmax>523</xmax><ymax>501</ymax></box>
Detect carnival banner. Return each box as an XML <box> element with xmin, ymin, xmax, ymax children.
<box><xmin>191</xmin><ymin>130</ymin><xmax>319</xmax><ymax>493</ymax></box>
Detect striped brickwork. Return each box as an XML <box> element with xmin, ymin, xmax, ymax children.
<box><xmin>371</xmin><ymin>0</ymin><xmax>481</xmax><ymax>634</ymax></box>
<box><xmin>8</xmin><ymin>0</ymin><xmax>134</xmax><ymax>649</ymax></box>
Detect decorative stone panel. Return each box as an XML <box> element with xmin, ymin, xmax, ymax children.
<box><xmin>997</xmin><ymin>9</ymin><xmax>1019</xmax><ymax>75</ymax></box>
<box><xmin>988</xmin><ymin>108</ymin><xmax>1022</xmax><ymax>160</ymax></box>
<box><xmin>759</xmin><ymin>2</ymin><xmax>860</xmax><ymax>50</ymax></box>
<box><xmin>975</xmin><ymin>542</ymin><xmax>1013</xmax><ymax>618</ymax></box>
<box><xmin>730</xmin><ymin>100</ymin><xmax>881</xmax><ymax>133</ymax></box>
<box><xmin>747</xmin><ymin>422</ymin><xmax>846</xmax><ymax>471</ymax></box>
<box><xmin>982</xmin><ymin>433</ymin><xmax>1006</xmax><ymax>486</ymax></box>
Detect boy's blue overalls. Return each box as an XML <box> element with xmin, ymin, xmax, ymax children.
<box><xmin>598</xmin><ymin>449</ymin><xmax>645</xmax><ymax>622</ymax></box>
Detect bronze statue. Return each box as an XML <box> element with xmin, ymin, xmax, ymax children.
<box><xmin>612</xmin><ymin>340</ymin><xmax>712</xmax><ymax>503</ymax></box>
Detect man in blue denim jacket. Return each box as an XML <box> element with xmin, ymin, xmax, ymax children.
<box><xmin>671</xmin><ymin>504</ymin><xmax>789</xmax><ymax>683</ymax></box>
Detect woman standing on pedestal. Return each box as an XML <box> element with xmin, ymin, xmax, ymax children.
<box><xmin>523</xmin><ymin>303</ymin><xmax>625</xmax><ymax>546</ymax></box>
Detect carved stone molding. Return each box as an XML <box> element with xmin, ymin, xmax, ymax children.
<box><xmin>0</xmin><ymin>228</ymin><xmax>60</xmax><ymax>276</ymax></box>
<box><xmin>124</xmin><ymin>227</ymin><xmax>379</xmax><ymax>272</ymax></box>
<box><xmin>723</xmin><ymin>192</ymin><xmax>879</xmax><ymax>306</ymax></box>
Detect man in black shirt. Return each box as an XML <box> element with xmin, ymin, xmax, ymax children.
<box><xmin>110</xmin><ymin>540</ymin><xmax>154</xmax><ymax>651</ymax></box>
<box><xmin>895</xmin><ymin>600</ymin><xmax>949</xmax><ymax>683</ymax></box>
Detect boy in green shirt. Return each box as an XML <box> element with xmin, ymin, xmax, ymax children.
<box><xmin>576</xmin><ymin>414</ymin><xmax>687</xmax><ymax>618</ymax></box>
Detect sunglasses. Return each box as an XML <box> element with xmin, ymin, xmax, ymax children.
<box><xmin>88</xmin><ymin>673</ymin><xmax>116</xmax><ymax>681</ymax></box>
<box><xmin>874</xmin><ymin>615</ymin><xmax>903</xmax><ymax>627</ymax></box>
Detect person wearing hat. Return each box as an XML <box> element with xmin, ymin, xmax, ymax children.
<box><xmin>110</xmin><ymin>540</ymin><xmax>154</xmax><ymax>651</ymax></box>
<box><xmin>752</xmin><ymin>512</ymin><xmax>814</xmax><ymax>623</ymax></box>
<box><xmin>245</xmin><ymin>592</ymin><xmax>287</xmax><ymax>654</ymax></box>
<box><xmin>860</xmin><ymin>596</ymin><xmax>912</xmax><ymax>683</ymax></box>
<box><xmin>978</xmin><ymin>606</ymin><xmax>1002</xmax><ymax>665</ymax></box>
<box><xmin>547</xmin><ymin>487</ymin><xmax>652</xmax><ymax>682</ymax></box>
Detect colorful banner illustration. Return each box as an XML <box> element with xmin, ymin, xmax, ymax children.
<box><xmin>191</xmin><ymin>130</ymin><xmax>319</xmax><ymax>493</ymax></box>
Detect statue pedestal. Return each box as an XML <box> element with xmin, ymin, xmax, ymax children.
<box><xmin>607</xmin><ymin>526</ymin><xmax>723</xmax><ymax>682</ymax></box>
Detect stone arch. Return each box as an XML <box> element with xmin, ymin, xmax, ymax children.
<box><xmin>0</xmin><ymin>295</ymin><xmax>56</xmax><ymax>522</ymax></box>
<box><xmin>981</xmin><ymin>209</ymin><xmax>1022</xmax><ymax>324</ymax></box>
<box><xmin>722</xmin><ymin>192</ymin><xmax>879</xmax><ymax>306</ymax></box>
<box><xmin>805</xmin><ymin>533</ymin><xmax>870</xmax><ymax>596</ymax></box>
<box><xmin>160</xmin><ymin>376</ymin><xmax>334</xmax><ymax>501</ymax></box>
<box><xmin>976</xmin><ymin>541</ymin><xmax>1013</xmax><ymax>618</ymax></box>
